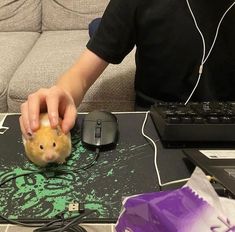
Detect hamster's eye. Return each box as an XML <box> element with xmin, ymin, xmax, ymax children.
<box><xmin>40</xmin><ymin>145</ymin><xmax>44</xmax><ymax>150</ymax></box>
<box><xmin>53</xmin><ymin>142</ymin><xmax>56</xmax><ymax>147</ymax></box>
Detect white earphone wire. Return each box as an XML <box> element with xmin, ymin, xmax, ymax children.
<box><xmin>142</xmin><ymin>111</ymin><xmax>189</xmax><ymax>187</ymax></box>
<box><xmin>184</xmin><ymin>0</ymin><xmax>235</xmax><ymax>105</ymax></box>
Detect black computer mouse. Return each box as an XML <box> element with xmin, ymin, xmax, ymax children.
<box><xmin>81</xmin><ymin>110</ymin><xmax>118</xmax><ymax>149</ymax></box>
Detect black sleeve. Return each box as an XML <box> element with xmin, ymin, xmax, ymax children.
<box><xmin>86</xmin><ymin>0</ymin><xmax>138</xmax><ymax>64</ymax></box>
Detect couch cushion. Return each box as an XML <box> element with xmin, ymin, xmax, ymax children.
<box><xmin>0</xmin><ymin>0</ymin><xmax>41</xmax><ymax>32</ymax></box>
<box><xmin>81</xmin><ymin>53</ymin><xmax>136</xmax><ymax>112</ymax></box>
<box><xmin>0</xmin><ymin>32</ymin><xmax>39</xmax><ymax>112</ymax></box>
<box><xmin>42</xmin><ymin>0</ymin><xmax>109</xmax><ymax>30</ymax></box>
<box><xmin>8</xmin><ymin>30</ymin><xmax>135</xmax><ymax>112</ymax></box>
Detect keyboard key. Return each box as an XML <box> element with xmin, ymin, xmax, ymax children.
<box><xmin>207</xmin><ymin>116</ymin><xmax>220</xmax><ymax>123</ymax></box>
<box><xmin>193</xmin><ymin>117</ymin><xmax>205</xmax><ymax>124</ymax></box>
<box><xmin>167</xmin><ymin>117</ymin><xmax>181</xmax><ymax>123</ymax></box>
<box><xmin>181</xmin><ymin>117</ymin><xmax>192</xmax><ymax>124</ymax></box>
<box><xmin>220</xmin><ymin>117</ymin><xmax>232</xmax><ymax>124</ymax></box>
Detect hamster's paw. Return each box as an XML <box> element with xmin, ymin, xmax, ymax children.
<box><xmin>56</xmin><ymin>157</ymin><xmax>66</xmax><ymax>164</ymax></box>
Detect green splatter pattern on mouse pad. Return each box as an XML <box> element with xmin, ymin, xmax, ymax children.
<box><xmin>0</xmin><ymin>114</ymin><xmax>158</xmax><ymax>222</ymax></box>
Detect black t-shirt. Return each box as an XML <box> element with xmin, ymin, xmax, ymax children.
<box><xmin>87</xmin><ymin>0</ymin><xmax>235</xmax><ymax>106</ymax></box>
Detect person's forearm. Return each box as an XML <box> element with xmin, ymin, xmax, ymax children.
<box><xmin>56</xmin><ymin>49</ymin><xmax>108</xmax><ymax>106</ymax></box>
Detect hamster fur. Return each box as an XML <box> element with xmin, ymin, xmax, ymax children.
<box><xmin>23</xmin><ymin>113</ymin><xmax>72</xmax><ymax>167</ymax></box>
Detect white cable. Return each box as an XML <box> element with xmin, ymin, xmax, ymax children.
<box><xmin>0</xmin><ymin>114</ymin><xmax>9</xmax><ymax>135</ymax></box>
<box><xmin>4</xmin><ymin>224</ymin><xmax>10</xmax><ymax>232</ymax></box>
<box><xmin>184</xmin><ymin>0</ymin><xmax>235</xmax><ymax>105</ymax></box>
<box><xmin>141</xmin><ymin>111</ymin><xmax>189</xmax><ymax>187</ymax></box>
<box><xmin>204</xmin><ymin>1</ymin><xmax>235</xmax><ymax>64</ymax></box>
<box><xmin>184</xmin><ymin>73</ymin><xmax>202</xmax><ymax>105</ymax></box>
<box><xmin>185</xmin><ymin>0</ymin><xmax>206</xmax><ymax>63</ymax></box>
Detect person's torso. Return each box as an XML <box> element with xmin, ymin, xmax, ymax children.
<box><xmin>135</xmin><ymin>0</ymin><xmax>235</xmax><ymax>104</ymax></box>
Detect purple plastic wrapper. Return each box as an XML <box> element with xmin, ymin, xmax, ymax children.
<box><xmin>115</xmin><ymin>186</ymin><xmax>235</xmax><ymax>232</ymax></box>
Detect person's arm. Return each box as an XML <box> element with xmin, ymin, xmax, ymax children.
<box><xmin>20</xmin><ymin>49</ymin><xmax>108</xmax><ymax>138</ymax></box>
<box><xmin>57</xmin><ymin>49</ymin><xmax>108</xmax><ymax>106</ymax></box>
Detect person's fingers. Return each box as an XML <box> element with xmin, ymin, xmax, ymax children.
<box><xmin>61</xmin><ymin>104</ymin><xmax>77</xmax><ymax>134</ymax></box>
<box><xmin>27</xmin><ymin>90</ymin><xmax>45</xmax><ymax>131</ymax></box>
<box><xmin>46</xmin><ymin>86</ymin><xmax>62</xmax><ymax>128</ymax></box>
<box><xmin>19</xmin><ymin>115</ymin><xmax>31</xmax><ymax>140</ymax></box>
<box><xmin>20</xmin><ymin>85</ymin><xmax>76</xmax><ymax>136</ymax></box>
<box><xmin>20</xmin><ymin>102</ymin><xmax>32</xmax><ymax>137</ymax></box>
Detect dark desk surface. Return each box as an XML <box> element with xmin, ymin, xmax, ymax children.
<box><xmin>0</xmin><ymin>112</ymin><xmax>193</xmax><ymax>223</ymax></box>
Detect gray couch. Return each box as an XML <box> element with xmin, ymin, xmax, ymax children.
<box><xmin>0</xmin><ymin>0</ymin><xmax>136</xmax><ymax>113</ymax></box>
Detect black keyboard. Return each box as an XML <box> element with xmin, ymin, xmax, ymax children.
<box><xmin>150</xmin><ymin>102</ymin><xmax>235</xmax><ymax>147</ymax></box>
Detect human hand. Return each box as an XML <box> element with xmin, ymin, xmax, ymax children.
<box><xmin>20</xmin><ymin>86</ymin><xmax>77</xmax><ymax>139</ymax></box>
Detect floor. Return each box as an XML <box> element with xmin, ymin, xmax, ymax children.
<box><xmin>0</xmin><ymin>224</ymin><xmax>116</xmax><ymax>232</ymax></box>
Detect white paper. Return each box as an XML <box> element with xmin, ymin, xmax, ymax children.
<box><xmin>199</xmin><ymin>150</ymin><xmax>235</xmax><ymax>159</ymax></box>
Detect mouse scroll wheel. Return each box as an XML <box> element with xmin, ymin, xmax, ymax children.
<box><xmin>95</xmin><ymin>127</ymin><xmax>101</xmax><ymax>138</ymax></box>
<box><xmin>95</xmin><ymin>120</ymin><xmax>102</xmax><ymax>138</ymax></box>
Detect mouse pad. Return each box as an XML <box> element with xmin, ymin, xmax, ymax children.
<box><xmin>0</xmin><ymin>113</ymin><xmax>161</xmax><ymax>223</ymax></box>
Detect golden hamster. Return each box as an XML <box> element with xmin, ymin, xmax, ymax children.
<box><xmin>23</xmin><ymin>113</ymin><xmax>71</xmax><ymax>167</ymax></box>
